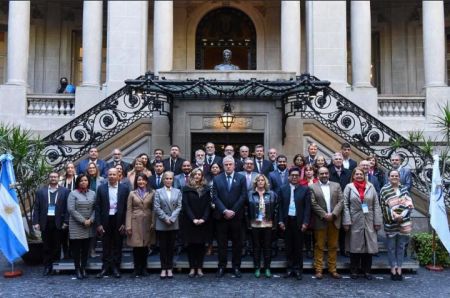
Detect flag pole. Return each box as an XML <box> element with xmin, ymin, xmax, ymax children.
<box><xmin>3</xmin><ymin>261</ymin><xmax>23</xmax><ymax>278</ymax></box>
<box><xmin>426</xmin><ymin>229</ymin><xmax>444</xmax><ymax>272</ymax></box>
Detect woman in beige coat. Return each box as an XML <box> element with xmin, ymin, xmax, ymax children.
<box><xmin>126</xmin><ymin>173</ymin><xmax>155</xmax><ymax>277</ymax></box>
<box><xmin>343</xmin><ymin>167</ymin><xmax>382</xmax><ymax>280</ymax></box>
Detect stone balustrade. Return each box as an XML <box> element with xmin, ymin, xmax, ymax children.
<box><xmin>378</xmin><ymin>95</ymin><xmax>425</xmax><ymax>117</ymax></box>
<box><xmin>27</xmin><ymin>94</ymin><xmax>75</xmax><ymax>116</ymax></box>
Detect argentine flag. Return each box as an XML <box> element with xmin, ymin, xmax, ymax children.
<box><xmin>0</xmin><ymin>154</ymin><xmax>28</xmax><ymax>263</ymax></box>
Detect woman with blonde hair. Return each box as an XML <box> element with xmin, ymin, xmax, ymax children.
<box><xmin>127</xmin><ymin>157</ymin><xmax>152</xmax><ymax>190</ymax></box>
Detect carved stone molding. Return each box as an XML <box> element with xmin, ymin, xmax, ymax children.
<box><xmin>203</xmin><ymin>116</ymin><xmax>253</xmax><ymax>129</ymax></box>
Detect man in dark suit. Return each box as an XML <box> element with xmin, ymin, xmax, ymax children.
<box><xmin>106</xmin><ymin>148</ymin><xmax>130</xmax><ymax>176</ymax></box>
<box><xmin>269</xmin><ymin>154</ymin><xmax>289</xmax><ymax>194</ymax></box>
<box><xmin>205</xmin><ymin>142</ymin><xmax>222</xmax><ymax>166</ymax></box>
<box><xmin>162</xmin><ymin>145</ymin><xmax>185</xmax><ymax>176</ymax></box>
<box><xmin>33</xmin><ymin>172</ymin><xmax>70</xmax><ymax>276</ymax></box>
<box><xmin>268</xmin><ymin>148</ymin><xmax>278</xmax><ymax>171</ymax></box>
<box><xmin>253</xmin><ymin>144</ymin><xmax>272</xmax><ymax>176</ymax></box>
<box><xmin>360</xmin><ymin>160</ymin><xmax>381</xmax><ymax>195</ymax></box>
<box><xmin>95</xmin><ymin>168</ymin><xmax>130</xmax><ymax>278</ymax></box>
<box><xmin>305</xmin><ymin>143</ymin><xmax>318</xmax><ymax>165</ymax></box>
<box><xmin>224</xmin><ymin>144</ymin><xmax>243</xmax><ymax>172</ymax></box>
<box><xmin>341</xmin><ymin>142</ymin><xmax>357</xmax><ymax>172</ymax></box>
<box><xmin>328</xmin><ymin>152</ymin><xmax>351</xmax><ymax>257</ymax></box>
<box><xmin>76</xmin><ymin>147</ymin><xmax>108</xmax><ymax>177</ymax></box>
<box><xmin>149</xmin><ymin>161</ymin><xmax>165</xmax><ymax>190</ymax></box>
<box><xmin>212</xmin><ymin>156</ymin><xmax>247</xmax><ymax>278</ymax></box>
<box><xmin>278</xmin><ymin>167</ymin><xmax>311</xmax><ymax>280</ymax></box>
<box><xmin>193</xmin><ymin>149</ymin><xmax>210</xmax><ymax>174</ymax></box>
<box><xmin>174</xmin><ymin>160</ymin><xmax>192</xmax><ymax>189</ymax></box>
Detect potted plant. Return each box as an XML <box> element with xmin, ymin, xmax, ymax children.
<box><xmin>0</xmin><ymin>124</ymin><xmax>52</xmax><ymax>265</ymax></box>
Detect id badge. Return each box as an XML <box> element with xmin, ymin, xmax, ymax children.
<box><xmin>257</xmin><ymin>213</ymin><xmax>263</xmax><ymax>222</ymax></box>
<box><xmin>361</xmin><ymin>203</ymin><xmax>369</xmax><ymax>214</ymax></box>
<box><xmin>47</xmin><ymin>205</ymin><xmax>56</xmax><ymax>216</ymax></box>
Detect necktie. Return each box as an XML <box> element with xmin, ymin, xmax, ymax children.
<box><xmin>280</xmin><ymin>171</ymin><xmax>285</xmax><ymax>184</ymax></box>
<box><xmin>157</xmin><ymin>176</ymin><xmax>161</xmax><ymax>187</ymax></box>
<box><xmin>227</xmin><ymin>175</ymin><xmax>232</xmax><ymax>191</ymax></box>
<box><xmin>246</xmin><ymin>174</ymin><xmax>251</xmax><ymax>190</ymax></box>
<box><xmin>170</xmin><ymin>159</ymin><xmax>175</xmax><ymax>172</ymax></box>
<box><xmin>258</xmin><ymin>160</ymin><xmax>262</xmax><ymax>173</ymax></box>
<box><xmin>185</xmin><ymin>174</ymin><xmax>189</xmax><ymax>184</ymax></box>
<box><xmin>208</xmin><ymin>156</ymin><xmax>212</xmax><ymax>165</ymax></box>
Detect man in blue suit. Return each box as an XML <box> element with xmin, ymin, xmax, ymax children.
<box><xmin>360</xmin><ymin>160</ymin><xmax>381</xmax><ymax>195</ymax></box>
<box><xmin>173</xmin><ymin>160</ymin><xmax>192</xmax><ymax>189</ymax></box>
<box><xmin>76</xmin><ymin>147</ymin><xmax>108</xmax><ymax>178</ymax></box>
<box><xmin>278</xmin><ymin>167</ymin><xmax>311</xmax><ymax>280</ymax></box>
<box><xmin>268</xmin><ymin>154</ymin><xmax>289</xmax><ymax>194</ymax></box>
<box><xmin>212</xmin><ymin>156</ymin><xmax>247</xmax><ymax>278</ymax></box>
<box><xmin>388</xmin><ymin>153</ymin><xmax>412</xmax><ymax>192</ymax></box>
<box><xmin>253</xmin><ymin>144</ymin><xmax>273</xmax><ymax>176</ymax></box>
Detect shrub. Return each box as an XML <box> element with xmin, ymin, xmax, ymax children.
<box><xmin>411</xmin><ymin>232</ymin><xmax>450</xmax><ymax>267</ymax></box>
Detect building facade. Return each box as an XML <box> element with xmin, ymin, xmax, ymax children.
<box><xmin>0</xmin><ymin>0</ymin><xmax>449</xmax><ymax>163</ymax></box>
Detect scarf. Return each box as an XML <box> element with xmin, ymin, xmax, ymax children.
<box><xmin>353</xmin><ymin>180</ymin><xmax>366</xmax><ymax>202</ymax></box>
<box><xmin>136</xmin><ymin>187</ymin><xmax>147</xmax><ymax>199</ymax></box>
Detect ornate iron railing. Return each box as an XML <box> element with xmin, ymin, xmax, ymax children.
<box><xmin>42</xmin><ymin>72</ymin><xmax>448</xmax><ymax>208</ymax></box>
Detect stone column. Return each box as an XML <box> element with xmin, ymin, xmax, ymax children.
<box><xmin>280</xmin><ymin>1</ymin><xmax>301</xmax><ymax>74</ymax></box>
<box><xmin>351</xmin><ymin>1</ymin><xmax>372</xmax><ymax>87</ymax></box>
<box><xmin>423</xmin><ymin>1</ymin><xmax>446</xmax><ymax>87</ymax></box>
<box><xmin>6</xmin><ymin>1</ymin><xmax>30</xmax><ymax>85</ymax></box>
<box><xmin>153</xmin><ymin>0</ymin><xmax>173</xmax><ymax>75</ymax></box>
<box><xmin>82</xmin><ymin>0</ymin><xmax>103</xmax><ymax>87</ymax></box>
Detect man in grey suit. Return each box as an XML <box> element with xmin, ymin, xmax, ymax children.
<box><xmin>173</xmin><ymin>160</ymin><xmax>192</xmax><ymax>189</ymax></box>
<box><xmin>238</xmin><ymin>158</ymin><xmax>258</xmax><ymax>191</ymax></box>
<box><xmin>388</xmin><ymin>153</ymin><xmax>412</xmax><ymax>192</ymax></box>
<box><xmin>310</xmin><ymin>167</ymin><xmax>344</xmax><ymax>280</ymax></box>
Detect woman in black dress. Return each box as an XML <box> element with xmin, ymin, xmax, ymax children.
<box><xmin>181</xmin><ymin>168</ymin><xmax>211</xmax><ymax>277</ymax></box>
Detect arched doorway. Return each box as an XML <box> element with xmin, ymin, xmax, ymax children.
<box><xmin>195</xmin><ymin>7</ymin><xmax>256</xmax><ymax>70</ymax></box>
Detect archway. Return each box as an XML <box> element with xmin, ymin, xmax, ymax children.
<box><xmin>195</xmin><ymin>7</ymin><xmax>256</xmax><ymax>70</ymax></box>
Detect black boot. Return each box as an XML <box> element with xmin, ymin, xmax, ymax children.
<box><xmin>75</xmin><ymin>268</ymin><xmax>83</xmax><ymax>280</ymax></box>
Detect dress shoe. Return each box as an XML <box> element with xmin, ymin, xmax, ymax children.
<box><xmin>265</xmin><ymin>269</ymin><xmax>272</xmax><ymax>278</ymax></box>
<box><xmin>112</xmin><ymin>267</ymin><xmax>121</xmax><ymax>278</ymax></box>
<box><xmin>364</xmin><ymin>273</ymin><xmax>373</xmax><ymax>280</ymax></box>
<box><xmin>314</xmin><ymin>272</ymin><xmax>323</xmax><ymax>279</ymax></box>
<box><xmin>350</xmin><ymin>273</ymin><xmax>359</xmax><ymax>279</ymax></box>
<box><xmin>396</xmin><ymin>273</ymin><xmax>403</xmax><ymax>281</ymax></box>
<box><xmin>232</xmin><ymin>268</ymin><xmax>242</xmax><ymax>278</ymax></box>
<box><xmin>75</xmin><ymin>269</ymin><xmax>83</xmax><ymax>280</ymax></box>
<box><xmin>96</xmin><ymin>269</ymin><xmax>108</xmax><ymax>278</ymax></box>
<box><xmin>283</xmin><ymin>270</ymin><xmax>293</xmax><ymax>278</ymax></box>
<box><xmin>254</xmin><ymin>268</ymin><xmax>260</xmax><ymax>278</ymax></box>
<box><xmin>81</xmin><ymin>267</ymin><xmax>88</xmax><ymax>278</ymax></box>
<box><xmin>216</xmin><ymin>268</ymin><xmax>225</xmax><ymax>278</ymax></box>
<box><xmin>43</xmin><ymin>266</ymin><xmax>52</xmax><ymax>276</ymax></box>
<box><xmin>330</xmin><ymin>272</ymin><xmax>341</xmax><ymax>279</ymax></box>
<box><xmin>390</xmin><ymin>273</ymin><xmax>396</xmax><ymax>281</ymax></box>
<box><xmin>294</xmin><ymin>270</ymin><xmax>303</xmax><ymax>280</ymax></box>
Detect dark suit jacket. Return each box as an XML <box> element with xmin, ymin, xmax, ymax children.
<box><xmin>344</xmin><ymin>158</ymin><xmax>358</xmax><ymax>172</ymax></box>
<box><xmin>253</xmin><ymin>158</ymin><xmax>273</xmax><ymax>176</ymax></box>
<box><xmin>77</xmin><ymin>158</ymin><xmax>108</xmax><ymax>178</ymax></box>
<box><xmin>107</xmin><ymin>160</ymin><xmax>130</xmax><ymax>175</ymax></box>
<box><xmin>368</xmin><ymin>174</ymin><xmax>381</xmax><ymax>195</ymax></box>
<box><xmin>95</xmin><ymin>183</ymin><xmax>130</xmax><ymax>228</ymax></box>
<box><xmin>148</xmin><ymin>175</ymin><xmax>164</xmax><ymax>190</ymax></box>
<box><xmin>212</xmin><ymin>172</ymin><xmax>247</xmax><ymax>219</ymax></box>
<box><xmin>268</xmin><ymin>170</ymin><xmax>289</xmax><ymax>194</ymax></box>
<box><xmin>32</xmin><ymin>186</ymin><xmax>70</xmax><ymax>230</ymax></box>
<box><xmin>205</xmin><ymin>155</ymin><xmax>222</xmax><ymax>166</ymax></box>
<box><xmin>163</xmin><ymin>157</ymin><xmax>186</xmax><ymax>176</ymax></box>
<box><xmin>328</xmin><ymin>166</ymin><xmax>351</xmax><ymax>191</ymax></box>
<box><xmin>278</xmin><ymin>184</ymin><xmax>311</xmax><ymax>228</ymax></box>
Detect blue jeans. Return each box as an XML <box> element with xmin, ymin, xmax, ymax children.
<box><xmin>386</xmin><ymin>234</ymin><xmax>409</xmax><ymax>268</ymax></box>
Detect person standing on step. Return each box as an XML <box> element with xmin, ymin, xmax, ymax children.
<box><xmin>212</xmin><ymin>156</ymin><xmax>247</xmax><ymax>278</ymax></box>
<box><xmin>387</xmin><ymin>153</ymin><xmax>412</xmax><ymax>192</ymax></box>
<box><xmin>267</xmin><ymin>148</ymin><xmax>278</xmax><ymax>171</ymax></box>
<box><xmin>76</xmin><ymin>147</ymin><xmax>108</xmax><ymax>178</ymax></box>
<box><xmin>253</xmin><ymin>144</ymin><xmax>273</xmax><ymax>177</ymax></box>
<box><xmin>248</xmin><ymin>174</ymin><xmax>278</xmax><ymax>278</ymax></box>
<box><xmin>126</xmin><ymin>173</ymin><xmax>155</xmax><ymax>278</ymax></box>
<box><xmin>310</xmin><ymin>167</ymin><xmax>344</xmax><ymax>280</ymax></box>
<box><xmin>278</xmin><ymin>167</ymin><xmax>311</xmax><ymax>280</ymax></box>
<box><xmin>343</xmin><ymin>167</ymin><xmax>382</xmax><ymax>280</ymax></box>
<box><xmin>148</xmin><ymin>161</ymin><xmax>165</xmax><ymax>190</ymax></box>
<box><xmin>380</xmin><ymin>169</ymin><xmax>414</xmax><ymax>281</ymax></box>
<box><xmin>162</xmin><ymin>145</ymin><xmax>185</xmax><ymax>176</ymax></box>
<box><xmin>95</xmin><ymin>168</ymin><xmax>130</xmax><ymax>278</ymax></box>
<box><xmin>205</xmin><ymin>142</ymin><xmax>222</xmax><ymax>167</ymax></box>
<box><xmin>341</xmin><ymin>142</ymin><xmax>357</xmax><ymax>173</ymax></box>
<box><xmin>33</xmin><ymin>172</ymin><xmax>70</xmax><ymax>276</ymax></box>
<box><xmin>107</xmin><ymin>149</ymin><xmax>130</xmax><ymax>176</ymax></box>
<box><xmin>173</xmin><ymin>160</ymin><xmax>193</xmax><ymax>189</ymax></box>
<box><xmin>67</xmin><ymin>174</ymin><xmax>96</xmax><ymax>280</ymax></box>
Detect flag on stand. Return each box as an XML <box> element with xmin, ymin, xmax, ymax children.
<box><xmin>0</xmin><ymin>154</ymin><xmax>28</xmax><ymax>263</ymax></box>
<box><xmin>429</xmin><ymin>154</ymin><xmax>450</xmax><ymax>253</ymax></box>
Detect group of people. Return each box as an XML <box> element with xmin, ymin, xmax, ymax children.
<box><xmin>32</xmin><ymin>142</ymin><xmax>414</xmax><ymax>281</ymax></box>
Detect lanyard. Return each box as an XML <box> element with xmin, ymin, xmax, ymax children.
<box><xmin>48</xmin><ymin>188</ymin><xmax>58</xmax><ymax>205</ymax></box>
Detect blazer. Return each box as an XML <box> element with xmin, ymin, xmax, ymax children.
<box><xmin>95</xmin><ymin>183</ymin><xmax>130</xmax><ymax>228</ymax></box>
<box><xmin>162</xmin><ymin>157</ymin><xmax>186</xmax><ymax>176</ymax></box>
<box><xmin>154</xmin><ymin>187</ymin><xmax>182</xmax><ymax>231</ymax></box>
<box><xmin>309</xmin><ymin>181</ymin><xmax>344</xmax><ymax>230</ymax></box>
<box><xmin>107</xmin><ymin>160</ymin><xmax>130</xmax><ymax>175</ymax></box>
<box><xmin>212</xmin><ymin>172</ymin><xmax>247</xmax><ymax>219</ymax></box>
<box><xmin>205</xmin><ymin>155</ymin><xmax>222</xmax><ymax>166</ymax></box>
<box><xmin>148</xmin><ymin>174</ymin><xmax>164</xmax><ymax>190</ymax></box>
<box><xmin>278</xmin><ymin>183</ymin><xmax>311</xmax><ymax>228</ymax></box>
<box><xmin>76</xmin><ymin>158</ymin><xmax>108</xmax><ymax>178</ymax></box>
<box><xmin>32</xmin><ymin>186</ymin><xmax>70</xmax><ymax>230</ymax></box>
<box><xmin>238</xmin><ymin>171</ymin><xmax>259</xmax><ymax>191</ymax></box>
<box><xmin>268</xmin><ymin>170</ymin><xmax>289</xmax><ymax>194</ymax></box>
<box><xmin>368</xmin><ymin>173</ymin><xmax>381</xmax><ymax>195</ymax></box>
<box><xmin>343</xmin><ymin>158</ymin><xmax>358</xmax><ymax>172</ymax></box>
<box><xmin>328</xmin><ymin>166</ymin><xmax>351</xmax><ymax>191</ymax></box>
<box><xmin>253</xmin><ymin>158</ymin><xmax>273</xmax><ymax>176</ymax></box>
<box><xmin>174</xmin><ymin>173</ymin><xmax>190</xmax><ymax>189</ymax></box>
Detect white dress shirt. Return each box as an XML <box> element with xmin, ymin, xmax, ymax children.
<box><xmin>320</xmin><ymin>181</ymin><xmax>331</xmax><ymax>213</ymax></box>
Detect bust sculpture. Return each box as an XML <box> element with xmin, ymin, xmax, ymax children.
<box><xmin>214</xmin><ymin>49</ymin><xmax>240</xmax><ymax>71</ymax></box>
